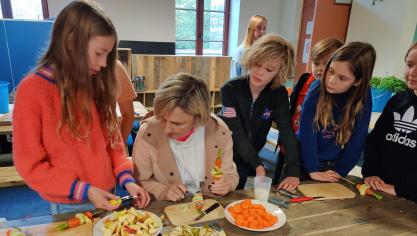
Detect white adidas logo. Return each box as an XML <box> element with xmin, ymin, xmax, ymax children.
<box><xmin>393</xmin><ymin>106</ymin><xmax>417</xmax><ymax>134</ymax></box>
<box><xmin>386</xmin><ymin>106</ymin><xmax>417</xmax><ymax>148</ymax></box>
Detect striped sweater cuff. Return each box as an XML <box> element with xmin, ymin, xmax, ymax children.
<box><xmin>117</xmin><ymin>170</ymin><xmax>135</xmax><ymax>188</ymax></box>
<box><xmin>69</xmin><ymin>180</ymin><xmax>90</xmax><ymax>201</ymax></box>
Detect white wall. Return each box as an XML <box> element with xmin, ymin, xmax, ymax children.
<box><xmin>277</xmin><ymin>0</ymin><xmax>302</xmax><ymax>54</ymax></box>
<box><xmin>346</xmin><ymin>0</ymin><xmax>417</xmax><ymax>78</ymax></box>
<box><xmin>228</xmin><ymin>0</ymin><xmax>302</xmax><ymax>57</ymax></box>
<box><xmin>48</xmin><ymin>0</ymin><xmax>175</xmax><ymax>42</ymax></box>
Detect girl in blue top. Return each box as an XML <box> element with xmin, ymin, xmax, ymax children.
<box><xmin>299</xmin><ymin>42</ymin><xmax>376</xmax><ymax>182</ymax></box>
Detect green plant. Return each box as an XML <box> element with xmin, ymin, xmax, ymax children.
<box><xmin>370</xmin><ymin>76</ymin><xmax>407</xmax><ymax>93</ymax></box>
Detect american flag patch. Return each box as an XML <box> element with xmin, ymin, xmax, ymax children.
<box><xmin>222</xmin><ymin>106</ymin><xmax>236</xmax><ymax>118</ymax></box>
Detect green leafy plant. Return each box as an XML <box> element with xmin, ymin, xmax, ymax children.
<box><xmin>370</xmin><ymin>76</ymin><xmax>407</xmax><ymax>93</ymax></box>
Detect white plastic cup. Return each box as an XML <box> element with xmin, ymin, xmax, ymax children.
<box><xmin>254</xmin><ymin>176</ymin><xmax>272</xmax><ymax>202</ymax></box>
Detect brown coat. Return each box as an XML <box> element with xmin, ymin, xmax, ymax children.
<box><xmin>132</xmin><ymin>114</ymin><xmax>239</xmax><ymax>200</ymax></box>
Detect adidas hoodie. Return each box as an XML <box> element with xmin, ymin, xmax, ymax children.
<box><xmin>363</xmin><ymin>89</ymin><xmax>417</xmax><ymax>203</ymax></box>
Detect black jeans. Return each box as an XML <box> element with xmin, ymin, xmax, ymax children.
<box><xmin>234</xmin><ymin>156</ymin><xmax>256</xmax><ymax>190</ymax></box>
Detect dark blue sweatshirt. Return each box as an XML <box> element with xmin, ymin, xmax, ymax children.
<box><xmin>299</xmin><ymin>80</ymin><xmax>372</xmax><ymax>176</ymax></box>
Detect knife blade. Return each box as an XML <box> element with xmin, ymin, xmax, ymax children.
<box><xmin>193</xmin><ymin>202</ymin><xmax>220</xmax><ymax>221</ymax></box>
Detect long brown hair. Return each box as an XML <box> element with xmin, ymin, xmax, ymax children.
<box><xmin>243</xmin><ymin>15</ymin><xmax>267</xmax><ymax>49</ymax></box>
<box><xmin>38</xmin><ymin>0</ymin><xmax>120</xmax><ymax>146</ymax></box>
<box><xmin>314</xmin><ymin>42</ymin><xmax>376</xmax><ymax>146</ymax></box>
<box><xmin>241</xmin><ymin>34</ymin><xmax>294</xmax><ymax>89</ymax></box>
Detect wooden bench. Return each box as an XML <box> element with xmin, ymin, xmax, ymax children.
<box><xmin>0</xmin><ymin>166</ymin><xmax>24</xmax><ymax>187</ymax></box>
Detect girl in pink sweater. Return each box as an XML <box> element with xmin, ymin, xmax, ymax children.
<box><xmin>12</xmin><ymin>0</ymin><xmax>149</xmax><ymax>214</ymax></box>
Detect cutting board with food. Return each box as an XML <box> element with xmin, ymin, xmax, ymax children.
<box><xmin>297</xmin><ymin>183</ymin><xmax>356</xmax><ymax>200</ymax></box>
<box><xmin>0</xmin><ymin>221</ymin><xmax>93</xmax><ymax>236</ymax></box>
<box><xmin>164</xmin><ymin>199</ymin><xmax>224</xmax><ymax>226</ymax></box>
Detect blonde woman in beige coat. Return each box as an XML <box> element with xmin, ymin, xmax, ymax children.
<box><xmin>132</xmin><ymin>73</ymin><xmax>239</xmax><ymax>202</ymax></box>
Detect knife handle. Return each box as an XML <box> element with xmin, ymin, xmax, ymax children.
<box><xmin>204</xmin><ymin>202</ymin><xmax>220</xmax><ymax>214</ymax></box>
<box><xmin>290</xmin><ymin>196</ymin><xmax>314</xmax><ymax>203</ymax></box>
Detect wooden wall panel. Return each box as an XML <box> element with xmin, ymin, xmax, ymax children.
<box><xmin>133</xmin><ymin>55</ymin><xmax>231</xmax><ymax>91</ymax></box>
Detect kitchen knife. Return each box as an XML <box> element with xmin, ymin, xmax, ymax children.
<box><xmin>109</xmin><ymin>195</ymin><xmax>137</xmax><ymax>206</ymax></box>
<box><xmin>193</xmin><ymin>202</ymin><xmax>220</xmax><ymax>221</ymax></box>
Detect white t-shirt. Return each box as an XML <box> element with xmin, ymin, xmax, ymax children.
<box><xmin>169</xmin><ymin>126</ymin><xmax>205</xmax><ymax>195</ymax></box>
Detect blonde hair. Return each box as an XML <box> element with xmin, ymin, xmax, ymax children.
<box><xmin>311</xmin><ymin>38</ymin><xmax>343</xmax><ymax>62</ymax></box>
<box><xmin>241</xmin><ymin>34</ymin><xmax>295</xmax><ymax>89</ymax></box>
<box><xmin>38</xmin><ymin>0</ymin><xmax>120</xmax><ymax>147</ymax></box>
<box><xmin>243</xmin><ymin>15</ymin><xmax>267</xmax><ymax>49</ymax></box>
<box><xmin>153</xmin><ymin>73</ymin><xmax>211</xmax><ymax>125</ymax></box>
<box><xmin>314</xmin><ymin>42</ymin><xmax>376</xmax><ymax>146</ymax></box>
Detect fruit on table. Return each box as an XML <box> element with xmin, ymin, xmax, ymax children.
<box><xmin>356</xmin><ymin>184</ymin><xmax>383</xmax><ymax>200</ymax></box>
<box><xmin>101</xmin><ymin>207</ymin><xmax>161</xmax><ymax>236</ymax></box>
<box><xmin>163</xmin><ymin>225</ymin><xmax>226</xmax><ymax>236</ymax></box>
<box><xmin>227</xmin><ymin>199</ymin><xmax>278</xmax><ymax>229</ymax></box>
<box><xmin>192</xmin><ymin>192</ymin><xmax>204</xmax><ymax>213</ymax></box>
<box><xmin>56</xmin><ymin>212</ymin><xmax>93</xmax><ymax>231</ymax></box>
<box><xmin>6</xmin><ymin>228</ymin><xmax>25</xmax><ymax>236</ymax></box>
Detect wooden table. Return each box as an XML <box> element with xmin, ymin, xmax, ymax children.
<box><xmin>2</xmin><ymin>178</ymin><xmax>417</xmax><ymax>235</ymax></box>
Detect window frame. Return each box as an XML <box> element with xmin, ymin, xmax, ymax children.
<box><xmin>0</xmin><ymin>0</ymin><xmax>49</xmax><ymax>19</ymax></box>
<box><xmin>176</xmin><ymin>0</ymin><xmax>230</xmax><ymax>56</ymax></box>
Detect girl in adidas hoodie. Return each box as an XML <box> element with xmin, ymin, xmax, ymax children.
<box><xmin>362</xmin><ymin>42</ymin><xmax>417</xmax><ymax>203</ymax></box>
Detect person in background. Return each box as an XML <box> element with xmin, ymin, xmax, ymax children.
<box><xmin>230</xmin><ymin>15</ymin><xmax>267</xmax><ymax>79</ymax></box>
<box><xmin>299</xmin><ymin>42</ymin><xmax>376</xmax><ymax>182</ymax></box>
<box><xmin>132</xmin><ymin>73</ymin><xmax>239</xmax><ymax>202</ymax></box>
<box><xmin>362</xmin><ymin>42</ymin><xmax>417</xmax><ymax>203</ymax></box>
<box><xmin>12</xmin><ymin>0</ymin><xmax>150</xmax><ymax>214</ymax></box>
<box><xmin>115</xmin><ymin>60</ymin><xmax>136</xmax><ymax>144</ymax></box>
<box><xmin>219</xmin><ymin>34</ymin><xmax>300</xmax><ymax>191</ymax></box>
<box><xmin>273</xmin><ymin>38</ymin><xmax>343</xmax><ymax>185</ymax></box>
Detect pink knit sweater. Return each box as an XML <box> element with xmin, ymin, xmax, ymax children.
<box><xmin>12</xmin><ymin>68</ymin><xmax>134</xmax><ymax>204</ymax></box>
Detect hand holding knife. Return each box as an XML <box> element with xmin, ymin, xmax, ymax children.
<box><xmin>109</xmin><ymin>195</ymin><xmax>137</xmax><ymax>206</ymax></box>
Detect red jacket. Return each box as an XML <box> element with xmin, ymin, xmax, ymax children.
<box><xmin>13</xmin><ymin>68</ymin><xmax>134</xmax><ymax>204</ymax></box>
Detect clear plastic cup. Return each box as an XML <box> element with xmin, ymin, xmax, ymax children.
<box><xmin>254</xmin><ymin>176</ymin><xmax>272</xmax><ymax>202</ymax></box>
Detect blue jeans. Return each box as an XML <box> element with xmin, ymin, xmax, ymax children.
<box><xmin>50</xmin><ymin>202</ymin><xmax>96</xmax><ymax>215</ymax></box>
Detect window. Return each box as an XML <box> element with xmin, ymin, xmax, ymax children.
<box><xmin>0</xmin><ymin>0</ymin><xmax>48</xmax><ymax>20</ymax></box>
<box><xmin>175</xmin><ymin>0</ymin><xmax>230</xmax><ymax>56</ymax></box>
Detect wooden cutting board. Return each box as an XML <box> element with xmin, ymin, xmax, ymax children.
<box><xmin>164</xmin><ymin>199</ymin><xmax>224</xmax><ymax>226</ymax></box>
<box><xmin>0</xmin><ymin>221</ymin><xmax>93</xmax><ymax>236</ymax></box>
<box><xmin>297</xmin><ymin>183</ymin><xmax>356</xmax><ymax>200</ymax></box>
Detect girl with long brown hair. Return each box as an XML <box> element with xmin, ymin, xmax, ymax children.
<box><xmin>299</xmin><ymin>42</ymin><xmax>376</xmax><ymax>182</ymax></box>
<box><xmin>13</xmin><ymin>0</ymin><xmax>149</xmax><ymax>214</ymax></box>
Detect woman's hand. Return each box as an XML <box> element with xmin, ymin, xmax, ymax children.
<box><xmin>125</xmin><ymin>182</ymin><xmax>151</xmax><ymax>209</ymax></box>
<box><xmin>165</xmin><ymin>184</ymin><xmax>187</xmax><ymax>202</ymax></box>
<box><xmin>209</xmin><ymin>177</ymin><xmax>232</xmax><ymax>196</ymax></box>
<box><xmin>255</xmin><ymin>165</ymin><xmax>266</xmax><ymax>176</ymax></box>
<box><xmin>277</xmin><ymin>176</ymin><xmax>300</xmax><ymax>191</ymax></box>
<box><xmin>364</xmin><ymin>176</ymin><xmax>386</xmax><ymax>191</ymax></box>
<box><xmin>87</xmin><ymin>186</ymin><xmax>120</xmax><ymax>211</ymax></box>
<box><xmin>309</xmin><ymin>170</ymin><xmax>340</xmax><ymax>182</ymax></box>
